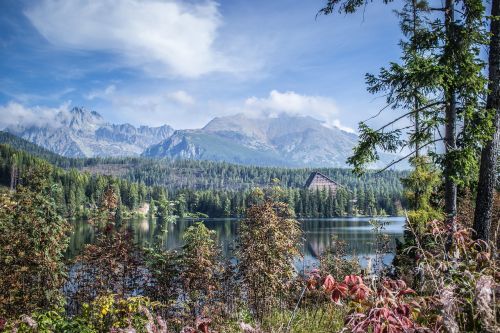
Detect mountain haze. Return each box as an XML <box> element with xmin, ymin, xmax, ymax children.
<box><xmin>4</xmin><ymin>107</ymin><xmax>402</xmax><ymax>168</ymax></box>
<box><xmin>143</xmin><ymin>113</ymin><xmax>396</xmax><ymax>168</ymax></box>
<box><xmin>5</xmin><ymin>107</ymin><xmax>174</xmax><ymax>157</ymax></box>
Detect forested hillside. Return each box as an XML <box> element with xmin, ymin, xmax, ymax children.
<box><xmin>0</xmin><ymin>141</ymin><xmax>406</xmax><ymax>217</ymax></box>
<box><xmin>79</xmin><ymin>157</ymin><xmax>407</xmax><ymax>216</ymax></box>
<box><xmin>0</xmin><ymin>144</ymin><xmax>154</xmax><ymax>219</ymax></box>
<box><xmin>0</xmin><ymin>131</ymin><xmax>71</xmax><ymax>166</ymax></box>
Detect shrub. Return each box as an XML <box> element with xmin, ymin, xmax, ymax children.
<box><xmin>66</xmin><ymin>187</ymin><xmax>146</xmax><ymax>313</ymax></box>
<box><xmin>319</xmin><ymin>236</ymin><xmax>360</xmax><ymax>281</ymax></box>
<box><xmin>237</xmin><ymin>200</ymin><xmax>302</xmax><ymax>321</ymax></box>
<box><xmin>0</xmin><ymin>163</ymin><xmax>70</xmax><ymax>318</ymax></box>
<box><xmin>179</xmin><ymin>222</ymin><xmax>229</xmax><ymax>327</ymax></box>
<box><xmin>81</xmin><ymin>295</ymin><xmax>162</xmax><ymax>333</ymax></box>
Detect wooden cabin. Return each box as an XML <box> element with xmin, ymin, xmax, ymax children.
<box><xmin>304</xmin><ymin>171</ymin><xmax>341</xmax><ymax>195</ymax></box>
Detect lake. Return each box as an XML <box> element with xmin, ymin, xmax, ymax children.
<box><xmin>67</xmin><ymin>216</ymin><xmax>406</xmax><ymax>272</ymax></box>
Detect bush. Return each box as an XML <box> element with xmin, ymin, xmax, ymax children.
<box><xmin>0</xmin><ymin>163</ymin><xmax>70</xmax><ymax>318</ymax></box>
<box><xmin>237</xmin><ymin>200</ymin><xmax>302</xmax><ymax>321</ymax></box>
<box><xmin>319</xmin><ymin>236</ymin><xmax>360</xmax><ymax>281</ymax></box>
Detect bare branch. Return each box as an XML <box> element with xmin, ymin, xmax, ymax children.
<box><xmin>363</xmin><ymin>104</ymin><xmax>392</xmax><ymax>123</ymax></box>
<box><xmin>428</xmin><ymin>7</ymin><xmax>446</xmax><ymax>11</ymax></box>
<box><xmin>376</xmin><ymin>139</ymin><xmax>443</xmax><ymax>173</ymax></box>
<box><xmin>376</xmin><ymin>101</ymin><xmax>444</xmax><ymax>132</ymax></box>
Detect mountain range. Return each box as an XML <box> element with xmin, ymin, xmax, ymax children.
<box><xmin>6</xmin><ymin>107</ymin><xmax>174</xmax><ymax>157</ymax></box>
<box><xmin>4</xmin><ymin>107</ymin><xmax>400</xmax><ymax>168</ymax></box>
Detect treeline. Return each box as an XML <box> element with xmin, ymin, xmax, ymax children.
<box><xmin>0</xmin><ymin>144</ymin><xmax>157</xmax><ymax>219</ymax></box>
<box><xmin>81</xmin><ymin>156</ymin><xmax>407</xmax><ymax>193</ymax></box>
<box><xmin>0</xmin><ymin>141</ymin><xmax>406</xmax><ymax>218</ymax></box>
<box><xmin>178</xmin><ymin>184</ymin><xmax>403</xmax><ymax>218</ymax></box>
<box><xmin>76</xmin><ymin>157</ymin><xmax>408</xmax><ymax>216</ymax></box>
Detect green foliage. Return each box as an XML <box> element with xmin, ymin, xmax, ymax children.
<box><xmin>143</xmin><ymin>246</ymin><xmax>179</xmax><ymax>308</ymax></box>
<box><xmin>319</xmin><ymin>236</ymin><xmax>361</xmax><ymax>281</ymax></box>
<box><xmin>260</xmin><ymin>306</ymin><xmax>346</xmax><ymax>333</ymax></box>
<box><xmin>401</xmin><ymin>156</ymin><xmax>441</xmax><ymax>210</ymax></box>
<box><xmin>0</xmin><ymin>144</ymin><xmax>150</xmax><ymax>219</ymax></box>
<box><xmin>0</xmin><ymin>162</ymin><xmax>70</xmax><ymax>318</ymax></box>
<box><xmin>180</xmin><ymin>222</ymin><xmax>225</xmax><ymax>318</ymax></box>
<box><xmin>237</xmin><ymin>200</ymin><xmax>302</xmax><ymax>321</ymax></box>
<box><xmin>323</xmin><ymin>0</ymin><xmax>492</xmax><ymax>197</ymax></box>
<box><xmin>155</xmin><ymin>194</ymin><xmax>176</xmax><ymax>224</ymax></box>
<box><xmin>80</xmin><ymin>295</ymin><xmax>159</xmax><ymax>333</ymax></box>
<box><xmin>4</xmin><ymin>309</ymin><xmax>94</xmax><ymax>333</ymax></box>
<box><xmin>406</xmin><ymin>209</ymin><xmax>444</xmax><ymax>235</ymax></box>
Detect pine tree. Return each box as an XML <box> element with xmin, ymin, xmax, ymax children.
<box><xmin>474</xmin><ymin>0</ymin><xmax>500</xmax><ymax>241</ymax></box>
<box><xmin>320</xmin><ymin>0</ymin><xmax>489</xmax><ymax>231</ymax></box>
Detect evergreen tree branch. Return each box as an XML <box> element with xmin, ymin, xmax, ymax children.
<box><xmin>375</xmin><ymin>101</ymin><xmax>444</xmax><ymax>132</ymax></box>
<box><xmin>376</xmin><ymin>138</ymin><xmax>443</xmax><ymax>173</ymax></box>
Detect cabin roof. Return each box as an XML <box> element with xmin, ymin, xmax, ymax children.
<box><xmin>304</xmin><ymin>171</ymin><xmax>343</xmax><ymax>188</ymax></box>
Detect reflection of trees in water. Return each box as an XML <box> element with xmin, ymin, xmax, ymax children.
<box><xmin>161</xmin><ymin>219</ymin><xmax>238</xmax><ymax>256</ymax></box>
<box><xmin>68</xmin><ymin>218</ymin><xmax>404</xmax><ymax>265</ymax></box>
<box><xmin>65</xmin><ymin>220</ymin><xmax>96</xmax><ymax>258</ymax></box>
<box><xmin>301</xmin><ymin>219</ymin><xmax>404</xmax><ymax>259</ymax></box>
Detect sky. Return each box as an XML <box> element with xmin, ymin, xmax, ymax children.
<box><xmin>0</xmin><ymin>0</ymin><xmax>404</xmax><ymax>132</ymax></box>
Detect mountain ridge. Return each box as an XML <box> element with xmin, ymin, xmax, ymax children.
<box><xmin>5</xmin><ymin>107</ymin><xmax>175</xmax><ymax>158</ymax></box>
<box><xmin>143</xmin><ymin>113</ymin><xmax>398</xmax><ymax>168</ymax></box>
<box><xmin>3</xmin><ymin>107</ymin><xmax>404</xmax><ymax>169</ymax></box>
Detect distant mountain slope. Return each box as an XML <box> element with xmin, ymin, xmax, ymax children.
<box><xmin>0</xmin><ymin>131</ymin><xmax>63</xmax><ymax>162</ymax></box>
<box><xmin>142</xmin><ymin>129</ymin><xmax>296</xmax><ymax>167</ymax></box>
<box><xmin>5</xmin><ymin>107</ymin><xmax>174</xmax><ymax>157</ymax></box>
<box><xmin>144</xmin><ymin>113</ymin><xmax>399</xmax><ymax>168</ymax></box>
<box><xmin>4</xmin><ymin>107</ymin><xmax>405</xmax><ymax>168</ymax></box>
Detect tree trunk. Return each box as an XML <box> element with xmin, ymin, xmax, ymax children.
<box><xmin>473</xmin><ymin>0</ymin><xmax>500</xmax><ymax>241</ymax></box>
<box><xmin>444</xmin><ymin>0</ymin><xmax>457</xmax><ymax>222</ymax></box>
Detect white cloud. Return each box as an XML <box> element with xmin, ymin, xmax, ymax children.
<box><xmin>244</xmin><ymin>90</ymin><xmax>354</xmax><ymax>132</ymax></box>
<box><xmin>81</xmin><ymin>86</ymin><xmax>201</xmax><ymax>128</ymax></box>
<box><xmin>90</xmin><ymin>89</ymin><xmax>354</xmax><ymax>131</ymax></box>
<box><xmin>24</xmin><ymin>0</ymin><xmax>232</xmax><ymax>78</ymax></box>
<box><xmin>85</xmin><ymin>85</ymin><xmax>116</xmax><ymax>100</ymax></box>
<box><xmin>0</xmin><ymin>101</ymin><xmax>71</xmax><ymax>129</ymax></box>
<box><xmin>167</xmin><ymin>90</ymin><xmax>195</xmax><ymax>106</ymax></box>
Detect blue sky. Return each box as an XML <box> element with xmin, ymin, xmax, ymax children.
<box><xmin>0</xmin><ymin>0</ymin><xmax>404</xmax><ymax>131</ymax></box>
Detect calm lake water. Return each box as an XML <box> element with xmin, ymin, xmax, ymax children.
<box><xmin>67</xmin><ymin>217</ymin><xmax>405</xmax><ymax>271</ymax></box>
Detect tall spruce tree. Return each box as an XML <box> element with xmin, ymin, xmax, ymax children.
<box><xmin>320</xmin><ymin>0</ymin><xmax>490</xmax><ymax>229</ymax></box>
<box><xmin>474</xmin><ymin>0</ymin><xmax>500</xmax><ymax>241</ymax></box>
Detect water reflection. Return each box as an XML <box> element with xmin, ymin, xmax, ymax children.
<box><xmin>67</xmin><ymin>217</ymin><xmax>405</xmax><ymax>269</ymax></box>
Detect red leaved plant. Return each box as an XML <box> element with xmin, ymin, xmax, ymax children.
<box><xmin>308</xmin><ymin>271</ymin><xmax>431</xmax><ymax>333</ymax></box>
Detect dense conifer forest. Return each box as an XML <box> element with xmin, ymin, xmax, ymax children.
<box><xmin>0</xmin><ymin>141</ymin><xmax>406</xmax><ymax>218</ymax></box>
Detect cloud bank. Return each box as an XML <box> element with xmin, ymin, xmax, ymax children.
<box><xmin>0</xmin><ymin>102</ymin><xmax>71</xmax><ymax>129</ymax></box>
<box><xmin>0</xmin><ymin>90</ymin><xmax>352</xmax><ymax>133</ymax></box>
<box><xmin>244</xmin><ymin>90</ymin><xmax>354</xmax><ymax>132</ymax></box>
<box><xmin>25</xmin><ymin>0</ymin><xmax>231</xmax><ymax>78</ymax></box>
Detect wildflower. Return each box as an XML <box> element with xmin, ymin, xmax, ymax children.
<box><xmin>239</xmin><ymin>322</ymin><xmax>264</xmax><ymax>333</ymax></box>
<box><xmin>180</xmin><ymin>327</ymin><xmax>196</xmax><ymax>333</ymax></box>
<box><xmin>20</xmin><ymin>315</ymin><xmax>37</xmax><ymax>328</ymax></box>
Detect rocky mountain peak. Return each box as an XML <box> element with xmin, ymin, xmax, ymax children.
<box><xmin>7</xmin><ymin>106</ymin><xmax>174</xmax><ymax>158</ymax></box>
<box><xmin>63</xmin><ymin>107</ymin><xmax>105</xmax><ymax>130</ymax></box>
